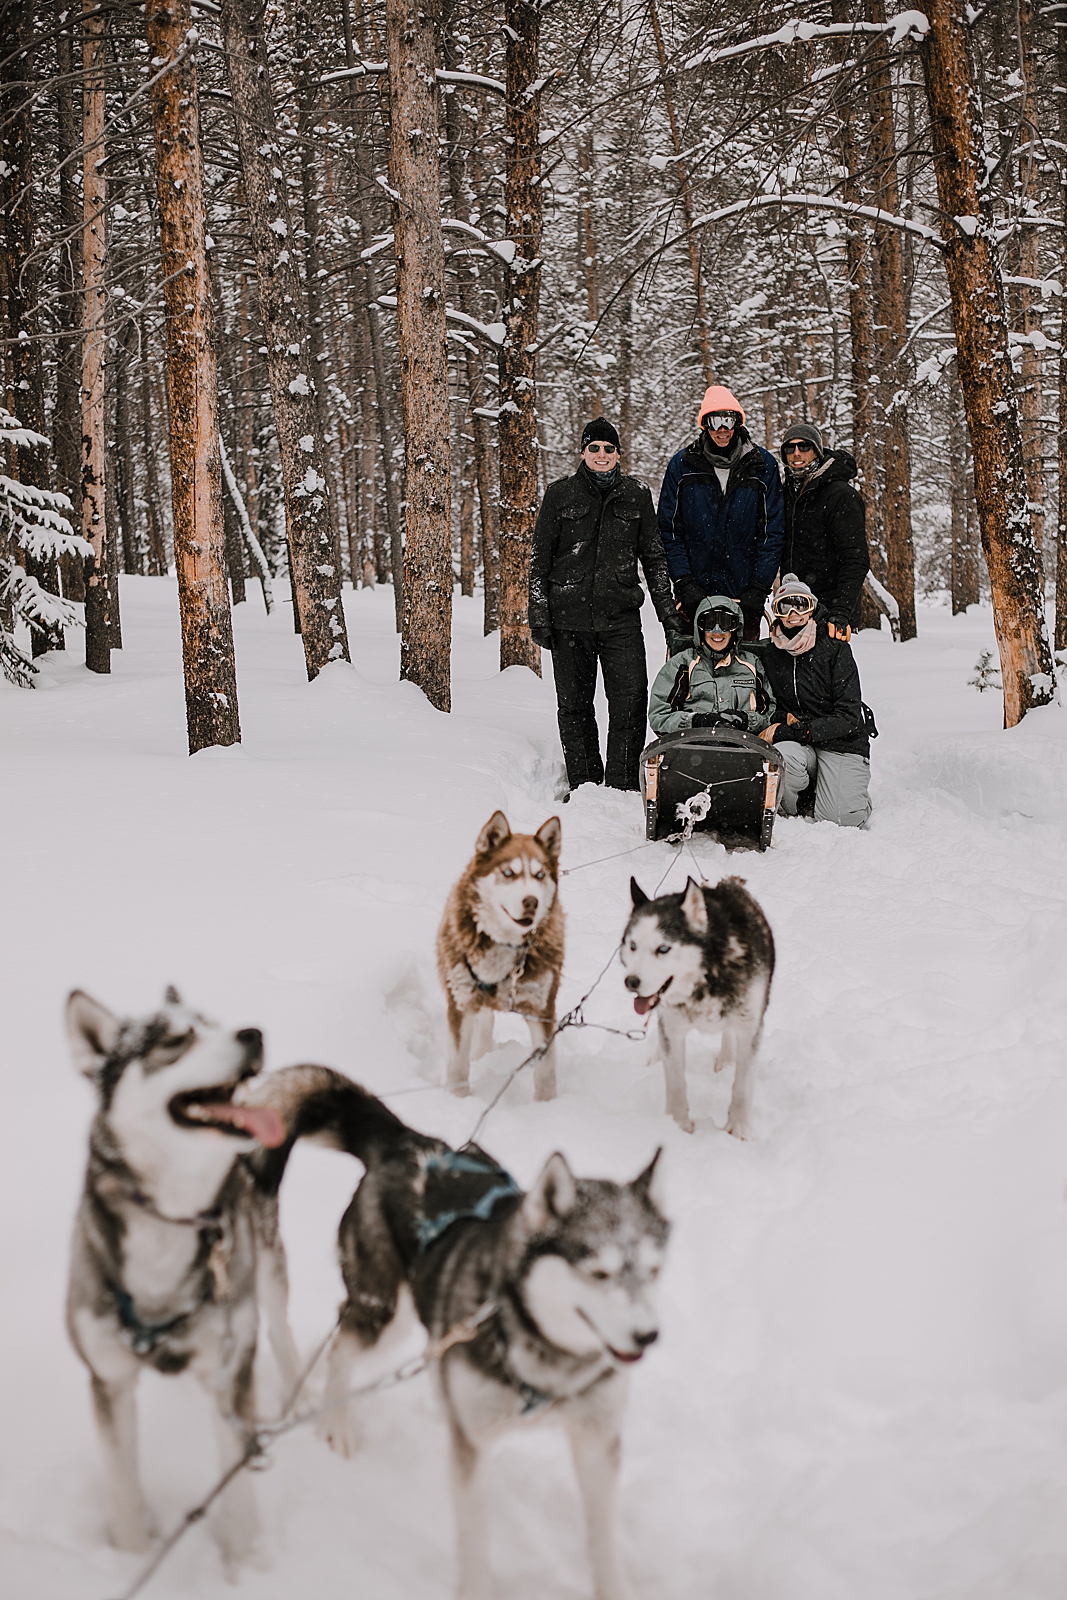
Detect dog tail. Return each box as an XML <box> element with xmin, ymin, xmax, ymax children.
<box><xmin>243</xmin><ymin>1065</ymin><xmax>410</xmax><ymax>1193</ymax></box>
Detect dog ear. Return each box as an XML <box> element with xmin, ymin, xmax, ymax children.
<box><xmin>475</xmin><ymin>811</ymin><xmax>511</xmax><ymax>856</ymax></box>
<box><xmin>630</xmin><ymin>877</ymin><xmax>648</xmax><ymax>908</ymax></box>
<box><xmin>681</xmin><ymin>878</ymin><xmax>708</xmax><ymax>935</ymax></box>
<box><xmin>66</xmin><ymin>991</ymin><xmax>121</xmax><ymax>1079</ymax></box>
<box><xmin>164</xmin><ymin>985</ymin><xmax>182</xmax><ymax>1006</ymax></box>
<box><xmin>522</xmin><ymin>1151</ymin><xmax>577</xmax><ymax>1230</ymax></box>
<box><xmin>535</xmin><ymin>816</ymin><xmax>562</xmax><ymax>859</ymax></box>
<box><xmin>631</xmin><ymin>1146</ymin><xmax>667</xmax><ymax>1212</ymax></box>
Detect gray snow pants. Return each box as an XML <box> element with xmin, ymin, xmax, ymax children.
<box><xmin>776</xmin><ymin>742</ymin><xmax>872</xmax><ymax>828</ymax></box>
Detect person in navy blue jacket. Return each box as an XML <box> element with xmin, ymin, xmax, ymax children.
<box><xmin>657</xmin><ymin>384</ymin><xmax>784</xmax><ymax>642</ymax></box>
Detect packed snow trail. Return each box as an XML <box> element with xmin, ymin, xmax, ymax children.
<box><xmin>2</xmin><ymin>579</ymin><xmax>1066</xmax><ymax>1599</ymax></box>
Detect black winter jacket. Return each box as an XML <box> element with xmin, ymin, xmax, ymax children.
<box><xmin>528</xmin><ymin>468</ymin><xmax>676</xmax><ymax>636</ymax></box>
<box><xmin>780</xmin><ymin>451</ymin><xmax>870</xmax><ymax>626</ymax></box>
<box><xmin>758</xmin><ymin>618</ymin><xmax>870</xmax><ymax>757</ymax></box>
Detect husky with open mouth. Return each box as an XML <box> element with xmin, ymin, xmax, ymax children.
<box><xmin>620</xmin><ymin>875</ymin><xmax>775</xmax><ymax>1137</ymax></box>
<box><xmin>436</xmin><ymin>810</ymin><xmax>565</xmax><ymax>1101</ymax></box>
<box><xmin>316</xmin><ymin>1093</ymin><xmax>669</xmax><ymax>1600</ymax></box>
<box><xmin>64</xmin><ymin>989</ymin><xmax>381</xmax><ymax>1572</ymax></box>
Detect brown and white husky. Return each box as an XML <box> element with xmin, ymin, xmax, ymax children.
<box><xmin>436</xmin><ymin>811</ymin><xmax>565</xmax><ymax>1100</ymax></box>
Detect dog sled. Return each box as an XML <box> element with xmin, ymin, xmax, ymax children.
<box><xmin>640</xmin><ymin>728</ymin><xmax>784</xmax><ymax>851</ymax></box>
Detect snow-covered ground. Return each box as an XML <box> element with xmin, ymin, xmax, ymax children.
<box><xmin>3</xmin><ymin>578</ymin><xmax>1067</xmax><ymax>1600</ymax></box>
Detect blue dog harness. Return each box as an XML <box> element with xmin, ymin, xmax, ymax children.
<box><xmin>416</xmin><ymin>1149</ymin><xmax>522</xmax><ymax>1252</ymax></box>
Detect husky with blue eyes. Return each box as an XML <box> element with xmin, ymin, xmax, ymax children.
<box><xmin>620</xmin><ymin>875</ymin><xmax>775</xmax><ymax>1137</ymax></box>
<box><xmin>436</xmin><ymin>810</ymin><xmax>565</xmax><ymax>1101</ymax></box>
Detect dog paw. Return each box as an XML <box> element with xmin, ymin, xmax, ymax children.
<box><xmin>672</xmin><ymin>1114</ymin><xmax>695</xmax><ymax>1134</ymax></box>
<box><xmin>725</xmin><ymin>1116</ymin><xmax>752</xmax><ymax>1141</ymax></box>
<box><xmin>448</xmin><ymin>1082</ymin><xmax>472</xmax><ymax>1098</ymax></box>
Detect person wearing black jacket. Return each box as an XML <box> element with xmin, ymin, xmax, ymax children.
<box><xmin>528</xmin><ymin>417</ymin><xmax>683</xmax><ymax>792</ymax></box>
<box><xmin>779</xmin><ymin>422</ymin><xmax>869</xmax><ymax>635</ymax></box>
<box><xmin>760</xmin><ymin>574</ymin><xmax>872</xmax><ymax>827</ymax></box>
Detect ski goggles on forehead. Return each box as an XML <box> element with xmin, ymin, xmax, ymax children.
<box><xmin>703</xmin><ymin>411</ymin><xmax>738</xmax><ymax>431</ymax></box>
<box><xmin>771</xmin><ymin>591</ymin><xmax>816</xmax><ymax>617</ymax></box>
<box><xmin>702</xmin><ymin>608</ymin><xmax>738</xmax><ymax>633</ymax></box>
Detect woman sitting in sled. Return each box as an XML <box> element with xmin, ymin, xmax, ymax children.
<box><xmin>648</xmin><ymin>594</ymin><xmax>776</xmax><ymax>739</ymax></box>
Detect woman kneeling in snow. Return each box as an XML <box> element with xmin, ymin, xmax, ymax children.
<box><xmin>648</xmin><ymin>595</ymin><xmax>776</xmax><ymax>738</ymax></box>
<box><xmin>760</xmin><ymin>574</ymin><xmax>872</xmax><ymax>828</ymax></box>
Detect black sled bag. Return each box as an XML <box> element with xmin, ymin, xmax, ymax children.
<box><xmin>640</xmin><ymin>727</ymin><xmax>785</xmax><ymax>852</ymax></box>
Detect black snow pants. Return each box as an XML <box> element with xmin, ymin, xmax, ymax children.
<box><xmin>550</xmin><ymin>621</ymin><xmax>648</xmax><ymax>791</ymax></box>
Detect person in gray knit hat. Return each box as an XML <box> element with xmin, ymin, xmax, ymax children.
<box><xmin>778</xmin><ymin>422</ymin><xmax>869</xmax><ymax>638</ymax></box>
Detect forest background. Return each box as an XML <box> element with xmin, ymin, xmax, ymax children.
<box><xmin>1</xmin><ymin>0</ymin><xmax>1064</xmax><ymax>745</ymax></box>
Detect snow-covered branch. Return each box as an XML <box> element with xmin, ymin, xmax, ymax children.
<box><xmin>317</xmin><ymin>63</ymin><xmax>505</xmax><ymax>96</ymax></box>
<box><xmin>374</xmin><ymin>295</ymin><xmax>506</xmax><ymax>347</ymax></box>
<box><xmin>686</xmin><ymin>10</ymin><xmax>929</xmax><ymax>70</ymax></box>
<box><xmin>219</xmin><ymin>435</ymin><xmax>273</xmax><ymax>613</ymax></box>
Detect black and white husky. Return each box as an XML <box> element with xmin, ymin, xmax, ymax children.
<box><xmin>64</xmin><ymin>989</ymin><xmax>377</xmax><ymax>1571</ymax></box>
<box><xmin>620</xmin><ymin>876</ymin><xmax>775</xmax><ymax>1138</ymax></box>
<box><xmin>315</xmin><ymin>1091</ymin><xmax>670</xmax><ymax>1600</ymax></box>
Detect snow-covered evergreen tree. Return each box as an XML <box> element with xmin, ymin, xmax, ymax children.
<box><xmin>0</xmin><ymin>410</ymin><xmax>90</xmax><ymax>687</ymax></box>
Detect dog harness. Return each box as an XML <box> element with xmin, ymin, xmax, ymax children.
<box><xmin>461</xmin><ymin>940</ymin><xmax>531</xmax><ymax>1011</ymax></box>
<box><xmin>109</xmin><ymin>1284</ymin><xmax>193</xmax><ymax>1355</ymax></box>
<box><xmin>416</xmin><ymin>1148</ymin><xmax>522</xmax><ymax>1252</ymax></box>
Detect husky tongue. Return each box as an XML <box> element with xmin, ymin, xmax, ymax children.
<box><xmin>633</xmin><ymin>994</ymin><xmax>657</xmax><ymax>1016</ymax></box>
<box><xmin>206</xmin><ymin>1102</ymin><xmax>287</xmax><ymax>1148</ymax></box>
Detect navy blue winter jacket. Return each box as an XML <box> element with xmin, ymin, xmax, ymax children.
<box><xmin>657</xmin><ymin>433</ymin><xmax>785</xmax><ymax>603</ymax></box>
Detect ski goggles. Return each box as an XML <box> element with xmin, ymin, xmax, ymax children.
<box><xmin>702</xmin><ymin>411</ymin><xmax>739</xmax><ymax>431</ymax></box>
<box><xmin>771</xmin><ymin>591</ymin><xmax>816</xmax><ymax>618</ymax></box>
<box><xmin>701</xmin><ymin>608</ymin><xmax>739</xmax><ymax>633</ymax></box>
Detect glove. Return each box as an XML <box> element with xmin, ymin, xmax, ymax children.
<box><xmin>717</xmin><ymin>709</ymin><xmax>747</xmax><ymax>730</ymax></box>
<box><xmin>827</xmin><ymin>614</ymin><xmax>852</xmax><ymax>641</ymax></box>
<box><xmin>690</xmin><ymin>712</ymin><xmax>722</xmax><ymax>729</ymax></box>
<box><xmin>774</xmin><ymin>719</ymin><xmax>811</xmax><ymax>744</ymax></box>
<box><xmin>665</xmin><ymin>630</ymin><xmax>689</xmax><ymax>658</ymax></box>
<box><xmin>530</xmin><ymin>625</ymin><xmax>554</xmax><ymax>650</ymax></box>
<box><xmin>676</xmin><ymin>576</ymin><xmax>707</xmax><ymax>622</ymax></box>
<box><xmin>739</xmin><ymin>585</ymin><xmax>767</xmax><ymax>616</ymax></box>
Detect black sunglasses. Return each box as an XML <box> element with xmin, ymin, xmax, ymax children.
<box><xmin>584</xmin><ymin>442</ymin><xmax>618</xmax><ymax>455</ymax></box>
<box><xmin>782</xmin><ymin>441</ymin><xmax>816</xmax><ymax>456</ymax></box>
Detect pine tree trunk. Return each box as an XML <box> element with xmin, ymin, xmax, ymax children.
<box><xmin>458</xmin><ymin>428</ymin><xmax>476</xmax><ymax>596</ymax></box>
<box><xmin>920</xmin><ymin>0</ymin><xmax>1054</xmax><ymax>724</ymax></box>
<box><xmin>146</xmin><ymin>0</ymin><xmax>241</xmax><ymax>751</ymax></box>
<box><xmin>648</xmin><ymin>0</ymin><xmax>714</xmax><ymax>384</ymax></box>
<box><xmin>220</xmin><ymin>0</ymin><xmax>350</xmax><ymax>678</ymax></box>
<box><xmin>949</xmin><ymin>379</ymin><xmax>979</xmax><ymax>611</ymax></box>
<box><xmin>832</xmin><ymin>0</ymin><xmax>883</xmax><ymax>631</ymax></box>
<box><xmin>498</xmin><ymin>0</ymin><xmax>542</xmax><ymax>676</ymax></box>
<box><xmin>387</xmin><ymin>0</ymin><xmax>453</xmax><ymax>710</ymax></box>
<box><xmin>1059</xmin><ymin>4</ymin><xmax>1067</xmax><ymax>653</ymax></box>
<box><xmin>81</xmin><ymin>0</ymin><xmax>110</xmax><ymax>674</ymax></box>
<box><xmin>1</xmin><ymin>2</ymin><xmax>62</xmax><ymax>655</ymax></box>
<box><xmin>1013</xmin><ymin>0</ymin><xmax>1046</xmax><ymax>558</ymax></box>
<box><xmin>114</xmin><ymin>323</ymin><xmax>139</xmax><ymax>574</ymax></box>
<box><xmin>139</xmin><ymin>330</ymin><xmax>169</xmax><ymax>575</ymax></box>
<box><xmin>867</xmin><ymin>0</ymin><xmax>916</xmax><ymax>641</ymax></box>
<box><xmin>54</xmin><ymin>0</ymin><xmax>82</xmax><ymax>607</ymax></box>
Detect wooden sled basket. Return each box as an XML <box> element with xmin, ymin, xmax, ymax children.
<box><xmin>640</xmin><ymin>729</ymin><xmax>785</xmax><ymax>851</ymax></box>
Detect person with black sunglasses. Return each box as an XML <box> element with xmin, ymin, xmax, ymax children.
<box><xmin>778</xmin><ymin>422</ymin><xmax>869</xmax><ymax>639</ymax></box>
<box><xmin>656</xmin><ymin>384</ymin><xmax>784</xmax><ymax>643</ymax></box>
<box><xmin>528</xmin><ymin>417</ymin><xmax>683</xmax><ymax>793</ymax></box>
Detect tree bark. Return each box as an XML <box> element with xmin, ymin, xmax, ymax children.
<box><xmin>147</xmin><ymin>0</ymin><xmax>241</xmax><ymax>751</ymax></box>
<box><xmin>221</xmin><ymin>0</ymin><xmax>350</xmax><ymax>677</ymax></box>
<box><xmin>867</xmin><ymin>0</ymin><xmax>916</xmax><ymax>641</ymax></box>
<box><xmin>1059</xmin><ymin>2</ymin><xmax>1067</xmax><ymax>652</ymax></box>
<box><xmin>54</xmin><ymin>0</ymin><xmax>82</xmax><ymax>601</ymax></box>
<box><xmin>920</xmin><ymin>0</ymin><xmax>1054</xmax><ymax>724</ymax></box>
<box><xmin>498</xmin><ymin>0</ymin><xmax>542</xmax><ymax>675</ymax></box>
<box><xmin>949</xmin><ymin>378</ymin><xmax>979</xmax><ymax>612</ymax></box>
<box><xmin>648</xmin><ymin>0</ymin><xmax>714</xmax><ymax>384</ymax></box>
<box><xmin>387</xmin><ymin>0</ymin><xmax>453</xmax><ymax>710</ymax></box>
<box><xmin>139</xmin><ymin>331</ymin><xmax>169</xmax><ymax>575</ymax></box>
<box><xmin>1011</xmin><ymin>0</ymin><xmax>1045</xmax><ymax>557</ymax></box>
<box><xmin>81</xmin><ymin>0</ymin><xmax>110</xmax><ymax>674</ymax></box>
<box><xmin>1</xmin><ymin>0</ymin><xmax>63</xmax><ymax>654</ymax></box>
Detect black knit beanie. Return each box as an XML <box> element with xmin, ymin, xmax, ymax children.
<box><xmin>580</xmin><ymin>416</ymin><xmax>621</xmax><ymax>452</ymax></box>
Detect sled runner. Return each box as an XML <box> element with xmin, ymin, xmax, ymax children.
<box><xmin>640</xmin><ymin>728</ymin><xmax>784</xmax><ymax>851</ymax></box>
